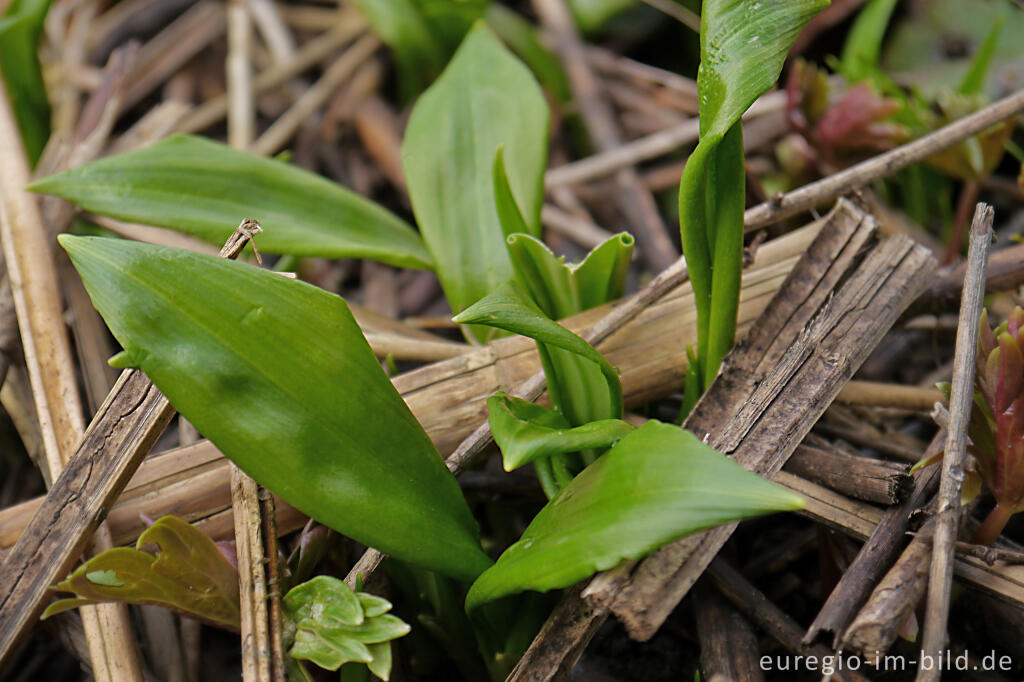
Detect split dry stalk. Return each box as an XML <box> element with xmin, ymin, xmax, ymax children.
<box><xmin>694</xmin><ymin>582</ymin><xmax>764</xmax><ymax>682</ymax></box>
<box><xmin>783</xmin><ymin>443</ymin><xmax>912</xmax><ymax>506</ymax></box>
<box><xmin>842</xmin><ymin>516</ymin><xmax>937</xmax><ymax>661</ymax></box>
<box><xmin>0</xmin><ymin>70</ymin><xmax>143</xmax><ymax>681</ymax></box>
<box><xmin>917</xmin><ymin>204</ymin><xmax>993</xmax><ymax>681</ymax></box>
<box><xmin>803</xmin><ymin>434</ymin><xmax>943</xmax><ymax>647</ymax></box>
<box><xmin>707</xmin><ymin>558</ymin><xmax>870</xmax><ymax>682</ymax></box>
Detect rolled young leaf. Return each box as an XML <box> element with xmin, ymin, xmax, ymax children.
<box><xmin>504</xmin><ymin>231</ymin><xmax>633</xmax><ymax>427</ymax></box>
<box><xmin>60</xmin><ymin>235</ymin><xmax>491</xmax><ymax>582</ymax></box>
<box><xmin>680</xmin><ymin>0</ymin><xmax>827</xmax><ymax>391</ymax></box>
<box><xmin>465</xmin><ymin>421</ymin><xmax>805</xmax><ymax>610</ymax></box>
<box><xmin>403</xmin><ymin>23</ymin><xmax>549</xmax><ymax>341</ymax></box>
<box><xmin>453</xmin><ymin>279</ymin><xmax>622</xmax><ymax>419</ymax></box>
<box><xmin>488</xmin><ymin>393</ymin><xmax>635</xmax><ymax>471</ymax></box>
<box><xmin>32</xmin><ymin>135</ymin><xmax>432</xmax><ymax>269</ymax></box>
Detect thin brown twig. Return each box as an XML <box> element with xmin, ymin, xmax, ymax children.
<box><xmin>543</xmin><ymin>91</ymin><xmax>785</xmax><ymax>188</ymax></box>
<box><xmin>249</xmin><ymin>34</ymin><xmax>379</xmax><ymax>157</ymax></box>
<box><xmin>174</xmin><ymin>13</ymin><xmax>366</xmax><ymax>134</ymax></box>
<box><xmin>917</xmin><ymin>203</ymin><xmax>993</xmax><ymax>682</ymax></box>
<box><xmin>909</xmin><ymin>533</ymin><xmax>1024</xmax><ymax>566</ymax></box>
<box><xmin>744</xmin><ymin>90</ymin><xmax>1024</xmax><ymax>231</ymax></box>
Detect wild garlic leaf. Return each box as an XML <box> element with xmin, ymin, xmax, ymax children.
<box><xmin>453</xmin><ymin>279</ymin><xmax>622</xmax><ymax>419</ymax></box>
<box><xmin>488</xmin><ymin>393</ymin><xmax>636</xmax><ymax>471</ymax></box>
<box><xmin>403</xmin><ymin>23</ymin><xmax>549</xmax><ymax>341</ymax></box>
<box><xmin>32</xmin><ymin>135</ymin><xmax>432</xmax><ymax>269</ymax></box>
<box><xmin>61</xmin><ymin>236</ymin><xmax>492</xmax><ymax>582</ymax></box>
<box><xmin>466</xmin><ymin>421</ymin><xmax>805</xmax><ymax>610</ymax></box>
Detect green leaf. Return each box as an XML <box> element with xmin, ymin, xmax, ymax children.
<box><xmin>697</xmin><ymin>0</ymin><xmax>828</xmax><ymax>142</ymax></box>
<box><xmin>351</xmin><ymin>0</ymin><xmax>447</xmax><ymax>100</ymax></box>
<box><xmin>466</xmin><ymin>421</ymin><xmax>805</xmax><ymax>610</ymax></box>
<box><xmin>60</xmin><ymin>236</ymin><xmax>492</xmax><ymax>582</ymax></box>
<box><xmin>505</xmin><ymin>232</ymin><xmax>632</xmax><ymax>429</ymax></box>
<box><xmin>403</xmin><ymin>23</ymin><xmax>549</xmax><ymax>341</ymax></box>
<box><xmin>284</xmin><ymin>576</ymin><xmax>409</xmax><ymax>675</ymax></box>
<box><xmin>285</xmin><ymin>576</ymin><xmax>365</xmax><ymax>628</ymax></box>
<box><xmin>959</xmin><ymin>15</ymin><xmax>1003</xmax><ymax>96</ymax></box>
<box><xmin>680</xmin><ymin>0</ymin><xmax>826</xmax><ymax>392</ymax></box>
<box><xmin>839</xmin><ymin>0</ymin><xmax>899</xmax><ymax>82</ymax></box>
<box><xmin>0</xmin><ymin>0</ymin><xmax>52</xmax><ymax>164</ymax></box>
<box><xmin>42</xmin><ymin>516</ymin><xmax>241</xmax><ymax>629</ymax></box>
<box><xmin>453</xmin><ymin>280</ymin><xmax>622</xmax><ymax>419</ymax></box>
<box><xmin>365</xmin><ymin>642</ymin><xmax>393</xmax><ymax>681</ymax></box>
<box><xmin>568</xmin><ymin>0</ymin><xmax>636</xmax><ymax>33</ymax></box>
<box><xmin>493</xmin><ymin>146</ymin><xmax>531</xmax><ymax>238</ymax></box>
<box><xmin>488</xmin><ymin>393</ymin><xmax>635</xmax><ymax>471</ymax></box>
<box><xmin>32</xmin><ymin>135</ymin><xmax>431</xmax><ymax>269</ymax></box>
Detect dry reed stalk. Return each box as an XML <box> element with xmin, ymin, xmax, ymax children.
<box><xmin>249</xmin><ymin>34</ymin><xmax>379</xmax><ymax>156</ymax></box>
<box><xmin>175</xmin><ymin>12</ymin><xmax>367</xmax><ymax>135</ymax></box>
<box><xmin>918</xmin><ymin>204</ymin><xmax>993</xmax><ymax>682</ymax></box>
<box><xmin>226</xmin><ymin>12</ymin><xmax>275</xmax><ymax>673</ymax></box>
<box><xmin>0</xmin><ymin>74</ymin><xmax>143</xmax><ymax>681</ymax></box>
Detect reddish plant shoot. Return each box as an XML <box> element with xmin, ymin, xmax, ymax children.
<box><xmin>970</xmin><ymin>307</ymin><xmax>1024</xmax><ymax>545</ymax></box>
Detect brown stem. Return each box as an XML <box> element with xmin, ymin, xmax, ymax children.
<box><xmin>972</xmin><ymin>503</ymin><xmax>1015</xmax><ymax>546</ymax></box>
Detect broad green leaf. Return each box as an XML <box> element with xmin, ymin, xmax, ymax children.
<box><xmin>488</xmin><ymin>393</ymin><xmax>635</xmax><ymax>471</ymax></box>
<box><xmin>0</xmin><ymin>0</ymin><xmax>52</xmax><ymax>164</ymax></box>
<box><xmin>453</xmin><ymin>280</ymin><xmax>622</xmax><ymax>419</ymax></box>
<box><xmin>466</xmin><ymin>421</ymin><xmax>805</xmax><ymax>610</ymax></box>
<box><xmin>697</xmin><ymin>0</ymin><xmax>827</xmax><ymax>141</ymax></box>
<box><xmin>42</xmin><ymin>516</ymin><xmax>240</xmax><ymax>629</ymax></box>
<box><xmin>60</xmin><ymin>236</ymin><xmax>492</xmax><ymax>582</ymax></box>
<box><xmin>839</xmin><ymin>0</ymin><xmax>899</xmax><ymax>83</ymax></box>
<box><xmin>284</xmin><ymin>576</ymin><xmax>409</xmax><ymax>678</ymax></box>
<box><xmin>33</xmin><ymin>135</ymin><xmax>431</xmax><ymax>269</ymax></box>
<box><xmin>403</xmin><ymin>23</ymin><xmax>549</xmax><ymax>341</ymax></box>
